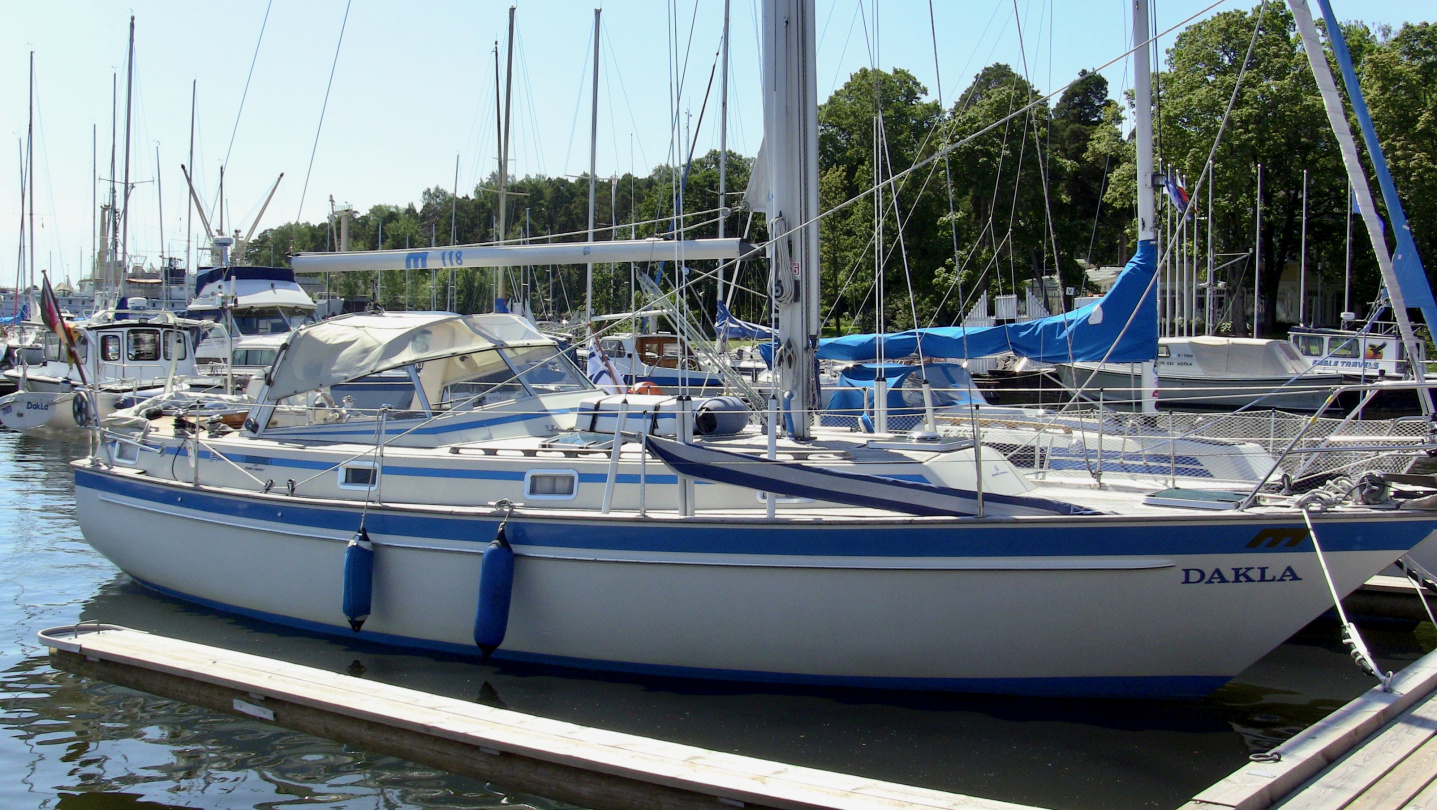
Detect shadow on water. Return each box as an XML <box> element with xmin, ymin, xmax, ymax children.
<box><xmin>0</xmin><ymin>431</ymin><xmax>1433</xmax><ymax>810</ymax></box>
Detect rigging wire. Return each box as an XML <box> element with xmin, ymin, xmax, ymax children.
<box><xmin>223</xmin><ymin>0</ymin><xmax>273</xmax><ymax>173</ymax></box>
<box><xmin>296</xmin><ymin>0</ymin><xmax>351</xmax><ymax>222</ymax></box>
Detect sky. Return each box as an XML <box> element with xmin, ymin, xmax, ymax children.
<box><xmin>2</xmin><ymin>0</ymin><xmax>1432</xmax><ymax>285</ymax></box>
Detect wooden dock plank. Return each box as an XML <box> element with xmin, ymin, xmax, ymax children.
<box><xmin>1403</xmin><ymin>773</ymin><xmax>1437</xmax><ymax>809</ymax></box>
<box><xmin>1342</xmin><ymin>731</ymin><xmax>1437</xmax><ymax>810</ymax></box>
<box><xmin>1181</xmin><ymin>648</ymin><xmax>1437</xmax><ymax>810</ymax></box>
<box><xmin>1274</xmin><ymin>697</ymin><xmax>1437</xmax><ymax>810</ymax></box>
<box><xmin>40</xmin><ymin>624</ymin><xmax>1034</xmax><ymax>810</ymax></box>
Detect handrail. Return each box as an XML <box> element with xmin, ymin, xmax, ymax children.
<box><xmin>1237</xmin><ymin>379</ymin><xmax>1437</xmax><ymax>510</ymax></box>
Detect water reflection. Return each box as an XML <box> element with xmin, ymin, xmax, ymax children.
<box><xmin>0</xmin><ymin>430</ymin><xmax>1431</xmax><ymax>810</ymax></box>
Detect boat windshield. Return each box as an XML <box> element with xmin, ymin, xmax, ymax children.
<box><xmin>429</xmin><ymin>345</ymin><xmax>590</xmax><ymax>410</ymax></box>
<box><xmin>230</xmin><ymin>307</ymin><xmax>317</xmax><ymax>336</ymax></box>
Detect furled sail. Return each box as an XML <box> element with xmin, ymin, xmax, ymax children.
<box><xmin>818</xmin><ymin>242</ymin><xmax>1157</xmax><ymax>363</ymax></box>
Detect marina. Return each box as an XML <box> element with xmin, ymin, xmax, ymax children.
<box><xmin>3</xmin><ymin>0</ymin><xmax>1437</xmax><ymax>807</ymax></box>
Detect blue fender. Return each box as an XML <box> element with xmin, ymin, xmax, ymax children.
<box><xmin>342</xmin><ymin>527</ymin><xmax>375</xmax><ymax>632</ymax></box>
<box><xmin>474</xmin><ymin>524</ymin><xmax>516</xmax><ymax>658</ymax></box>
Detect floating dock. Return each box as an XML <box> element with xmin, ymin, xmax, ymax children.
<box><xmin>38</xmin><ymin>624</ymin><xmax>1035</xmax><ymax>810</ymax></box>
<box><xmin>1183</xmin><ymin>646</ymin><xmax>1437</xmax><ymax>810</ymax></box>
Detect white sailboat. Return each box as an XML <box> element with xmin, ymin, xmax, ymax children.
<box><xmin>70</xmin><ymin>0</ymin><xmax>1437</xmax><ymax>698</ymax></box>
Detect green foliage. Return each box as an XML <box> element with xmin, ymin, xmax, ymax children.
<box><xmin>244</xmin><ymin>8</ymin><xmax>1436</xmax><ymax>340</ymax></box>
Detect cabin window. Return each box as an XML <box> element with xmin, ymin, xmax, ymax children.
<box><xmin>163</xmin><ymin>332</ymin><xmax>188</xmax><ymax>361</ymax></box>
<box><xmin>1157</xmin><ymin>345</ymin><xmax>1171</xmax><ymax>358</ymax></box>
<box><xmin>42</xmin><ymin>334</ymin><xmax>63</xmax><ymax>363</ymax></box>
<box><xmin>524</xmin><ymin>469</ymin><xmax>578</xmax><ymax>500</ymax></box>
<box><xmin>128</xmin><ymin>329</ymin><xmax>161</xmax><ymax>361</ymax></box>
<box><xmin>600</xmin><ymin>339</ymin><xmax>627</xmax><ymax>357</ymax></box>
<box><xmin>1329</xmin><ymin>339</ymin><xmax>1358</xmax><ymax>358</ymax></box>
<box><xmin>339</xmin><ymin>464</ymin><xmax>377</xmax><ymax>490</ymax></box>
<box><xmin>1293</xmin><ymin>335</ymin><xmax>1323</xmax><ymax>357</ymax></box>
<box><xmin>101</xmin><ymin>334</ymin><xmax>121</xmax><ymax>362</ymax></box>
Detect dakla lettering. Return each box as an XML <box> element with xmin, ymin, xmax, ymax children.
<box><xmin>1182</xmin><ymin>566</ymin><xmax>1302</xmax><ymax>584</ymax></box>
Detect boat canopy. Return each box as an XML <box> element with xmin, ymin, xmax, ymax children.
<box><xmin>265</xmin><ymin>312</ymin><xmax>554</xmax><ymax>401</ymax></box>
<box><xmin>818</xmin><ymin>241</ymin><xmax>1157</xmax><ymax>363</ymax></box>
<box><xmin>1170</xmin><ymin>336</ymin><xmax>1312</xmax><ymax>378</ymax></box>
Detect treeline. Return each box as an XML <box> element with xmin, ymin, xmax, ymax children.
<box><xmin>247</xmin><ymin>3</ymin><xmax>1436</xmax><ymax>338</ymax></box>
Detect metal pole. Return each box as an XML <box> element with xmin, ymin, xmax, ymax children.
<box><xmin>450</xmin><ymin>154</ymin><xmax>459</xmax><ymax>311</ymax></box>
<box><xmin>1344</xmin><ymin>176</ymin><xmax>1352</xmax><ymax>319</ymax></box>
<box><xmin>1254</xmin><ymin>163</ymin><xmax>1262</xmax><ymax>337</ymax></box>
<box><xmin>1207</xmin><ymin>159</ymin><xmax>1214</xmax><ymax>334</ymax></box>
<box><xmin>716</xmin><ymin>0</ymin><xmax>731</xmax><ymax>352</ymax></box>
<box><xmin>497</xmin><ymin>5</ymin><xmax>516</xmax><ymax>313</ymax></box>
<box><xmin>187</xmin><ymin>80</ymin><xmax>195</xmax><ymax>275</ymax></box>
<box><xmin>586</xmin><ymin>7</ymin><xmax>601</xmax><ymax>325</ymax></box>
<box><xmin>1300</xmin><ymin>168</ymin><xmax>1308</xmax><ymax>325</ymax></box>
<box><xmin>27</xmin><ymin>51</ymin><xmax>35</xmax><ymax>292</ymax></box>
<box><xmin>120</xmin><ymin>17</ymin><xmax>135</xmax><ymax>296</ymax></box>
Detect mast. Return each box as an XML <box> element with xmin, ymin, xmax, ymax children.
<box><xmin>156</xmin><ymin>144</ymin><xmax>165</xmax><ymax>302</ymax></box>
<box><xmin>120</xmin><ymin>15</ymin><xmax>135</xmax><ymax>299</ymax></box>
<box><xmin>585</xmin><ymin>7</ymin><xmax>601</xmax><ymax>325</ymax></box>
<box><xmin>1299</xmin><ymin>168</ymin><xmax>1308</xmax><ymax>325</ymax></box>
<box><xmin>497</xmin><ymin>4</ymin><xmax>516</xmax><ymax>313</ymax></box>
<box><xmin>1254</xmin><ymin>163</ymin><xmax>1262</xmax><ymax>337</ymax></box>
<box><xmin>1133</xmin><ymin>0</ymin><xmax>1159</xmax><ymax>412</ymax></box>
<box><xmin>716</xmin><ymin>0</ymin><xmax>732</xmax><ymax>352</ymax></box>
<box><xmin>28</xmin><ymin>51</ymin><xmax>35</xmax><ymax>292</ymax></box>
<box><xmin>760</xmin><ymin>0</ymin><xmax>821</xmax><ymax>438</ymax></box>
<box><xmin>187</xmin><ymin>80</ymin><xmax>195</xmax><ymax>275</ymax></box>
<box><xmin>91</xmin><ymin>124</ymin><xmax>96</xmax><ymax>293</ymax></box>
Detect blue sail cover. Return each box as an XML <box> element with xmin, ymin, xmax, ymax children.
<box><xmin>716</xmin><ymin>302</ymin><xmax>776</xmax><ymax>340</ymax></box>
<box><xmin>818</xmin><ymin>241</ymin><xmax>1158</xmax><ymax>363</ymax></box>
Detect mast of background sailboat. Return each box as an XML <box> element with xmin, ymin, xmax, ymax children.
<box><xmin>120</xmin><ymin>16</ymin><xmax>135</xmax><ymax>300</ymax></box>
<box><xmin>156</xmin><ymin>145</ymin><xmax>165</xmax><ymax>304</ymax></box>
<box><xmin>27</xmin><ymin>51</ymin><xmax>35</xmax><ymax>294</ymax></box>
<box><xmin>187</xmin><ymin>80</ymin><xmax>195</xmax><ymax>278</ymax></box>
<box><xmin>716</xmin><ymin>0</ymin><xmax>731</xmax><ymax>352</ymax></box>
<box><xmin>91</xmin><ymin>125</ymin><xmax>96</xmax><ymax>298</ymax></box>
<box><xmin>496</xmin><ymin>5</ymin><xmax>516</xmax><ymax>313</ymax></box>
<box><xmin>585</xmin><ymin>7</ymin><xmax>600</xmax><ymax>325</ymax></box>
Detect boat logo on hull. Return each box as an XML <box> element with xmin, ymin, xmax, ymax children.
<box><xmin>1245</xmin><ymin>528</ymin><xmax>1308</xmax><ymax>549</ymax></box>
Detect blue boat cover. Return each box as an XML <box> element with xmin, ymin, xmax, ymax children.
<box><xmin>716</xmin><ymin>302</ymin><xmax>776</xmax><ymax>340</ymax></box>
<box><xmin>818</xmin><ymin>241</ymin><xmax>1158</xmax><ymax>363</ymax></box>
<box><xmin>0</xmin><ymin>304</ymin><xmax>29</xmax><ymax>326</ymax></box>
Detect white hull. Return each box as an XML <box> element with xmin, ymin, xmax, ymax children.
<box><xmin>76</xmin><ymin>464</ymin><xmax>1431</xmax><ymax>696</ymax></box>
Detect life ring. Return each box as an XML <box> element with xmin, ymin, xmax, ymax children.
<box><xmin>629</xmin><ymin>381</ymin><xmax>663</xmax><ymax>396</ymax></box>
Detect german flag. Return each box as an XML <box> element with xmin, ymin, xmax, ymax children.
<box><xmin>40</xmin><ymin>273</ymin><xmax>86</xmax><ymax>382</ymax></box>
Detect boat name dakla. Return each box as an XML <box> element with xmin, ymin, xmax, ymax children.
<box><xmin>1182</xmin><ymin>566</ymin><xmax>1304</xmax><ymax>584</ymax></box>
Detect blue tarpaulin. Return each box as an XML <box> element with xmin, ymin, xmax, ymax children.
<box><xmin>818</xmin><ymin>241</ymin><xmax>1158</xmax><ymax>363</ymax></box>
<box><xmin>716</xmin><ymin>302</ymin><xmax>776</xmax><ymax>340</ymax></box>
<box><xmin>0</xmin><ymin>304</ymin><xmax>30</xmax><ymax>326</ymax></box>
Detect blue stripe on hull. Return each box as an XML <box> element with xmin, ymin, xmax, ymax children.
<box><xmin>75</xmin><ymin>466</ymin><xmax>1427</xmax><ymax>559</ymax></box>
<box><xmin>127</xmin><ymin>574</ymin><xmax>1230</xmax><ymax>698</ymax></box>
